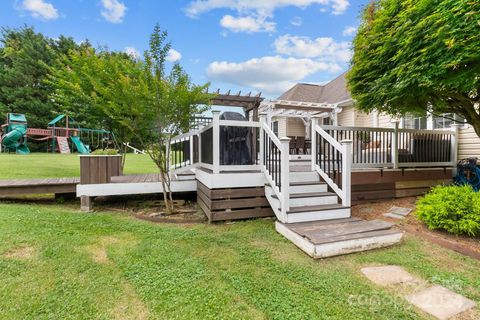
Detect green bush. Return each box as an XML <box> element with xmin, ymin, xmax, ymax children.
<box><xmin>91</xmin><ymin>149</ymin><xmax>119</xmax><ymax>155</ymax></box>
<box><xmin>416</xmin><ymin>185</ymin><xmax>480</xmax><ymax>236</ymax></box>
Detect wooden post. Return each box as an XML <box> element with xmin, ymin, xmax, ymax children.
<box><xmin>259</xmin><ymin>113</ymin><xmax>267</xmax><ymax>166</ymax></box>
<box><xmin>341</xmin><ymin>140</ymin><xmax>352</xmax><ymax>207</ymax></box>
<box><xmin>189</xmin><ymin>135</ymin><xmax>194</xmax><ymax>166</ymax></box>
<box><xmin>280</xmin><ymin>137</ymin><xmax>290</xmax><ymax>222</ymax></box>
<box><xmin>80</xmin><ymin>195</ymin><xmax>93</xmax><ymax>212</ymax></box>
<box><xmin>212</xmin><ymin>110</ymin><xmax>221</xmax><ymax>174</ymax></box>
<box><xmin>311</xmin><ymin>116</ymin><xmax>320</xmax><ymax>171</ymax></box>
<box><xmin>391</xmin><ymin>120</ymin><xmax>399</xmax><ymax>169</ymax></box>
<box><xmin>451</xmin><ymin>123</ymin><xmax>461</xmax><ymax>175</ymax></box>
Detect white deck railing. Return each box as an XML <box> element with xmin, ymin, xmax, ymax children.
<box><xmin>259</xmin><ymin>114</ymin><xmax>290</xmax><ymax>222</ymax></box>
<box><xmin>312</xmin><ymin>117</ymin><xmax>352</xmax><ymax>207</ymax></box>
<box><xmin>321</xmin><ymin>122</ymin><xmax>459</xmax><ymax>169</ymax></box>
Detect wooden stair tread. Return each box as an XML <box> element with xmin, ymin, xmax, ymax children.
<box><xmin>311</xmin><ymin>228</ymin><xmax>403</xmax><ymax>245</ymax></box>
<box><xmin>302</xmin><ymin>220</ymin><xmax>394</xmax><ymax>242</ymax></box>
<box><xmin>289</xmin><ymin>181</ymin><xmax>326</xmax><ymax>186</ymax></box>
<box><xmin>271</xmin><ymin>192</ymin><xmax>336</xmax><ymax>199</ymax></box>
<box><xmin>286</xmin><ymin>203</ymin><xmax>349</xmax><ymax>214</ymax></box>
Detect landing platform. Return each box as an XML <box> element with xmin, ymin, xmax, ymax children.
<box><xmin>275</xmin><ymin>218</ymin><xmax>404</xmax><ymax>259</ymax></box>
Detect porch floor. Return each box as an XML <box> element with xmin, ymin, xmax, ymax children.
<box><xmin>275</xmin><ymin>217</ymin><xmax>404</xmax><ymax>259</ymax></box>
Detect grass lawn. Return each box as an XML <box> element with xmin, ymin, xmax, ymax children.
<box><xmin>1</xmin><ymin>202</ymin><xmax>479</xmax><ymax>319</ymax></box>
<box><xmin>0</xmin><ymin>153</ymin><xmax>158</xmax><ymax>180</ymax></box>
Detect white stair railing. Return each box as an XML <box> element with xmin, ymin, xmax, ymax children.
<box><xmin>311</xmin><ymin>116</ymin><xmax>352</xmax><ymax>207</ymax></box>
<box><xmin>259</xmin><ymin>113</ymin><xmax>290</xmax><ymax>222</ymax></box>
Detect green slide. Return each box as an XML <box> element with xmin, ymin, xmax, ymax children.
<box><xmin>70</xmin><ymin>136</ymin><xmax>90</xmax><ymax>154</ymax></box>
<box><xmin>2</xmin><ymin>126</ymin><xmax>30</xmax><ymax>154</ymax></box>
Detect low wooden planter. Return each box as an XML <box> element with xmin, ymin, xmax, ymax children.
<box><xmin>197</xmin><ymin>182</ymin><xmax>274</xmax><ymax>222</ymax></box>
<box><xmin>80</xmin><ymin>155</ymin><xmax>123</xmax><ymax>185</ymax></box>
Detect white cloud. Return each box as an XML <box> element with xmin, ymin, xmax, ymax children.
<box><xmin>124</xmin><ymin>46</ymin><xmax>140</xmax><ymax>59</ymax></box>
<box><xmin>186</xmin><ymin>0</ymin><xmax>350</xmax><ymax>17</ymax></box>
<box><xmin>185</xmin><ymin>0</ymin><xmax>349</xmax><ymax>33</ymax></box>
<box><xmin>220</xmin><ymin>14</ymin><xmax>275</xmax><ymax>33</ymax></box>
<box><xmin>290</xmin><ymin>16</ymin><xmax>302</xmax><ymax>27</ymax></box>
<box><xmin>21</xmin><ymin>0</ymin><xmax>59</xmax><ymax>20</ymax></box>
<box><xmin>166</xmin><ymin>49</ymin><xmax>182</xmax><ymax>62</ymax></box>
<box><xmin>206</xmin><ymin>56</ymin><xmax>341</xmax><ymax>95</ymax></box>
<box><xmin>274</xmin><ymin>34</ymin><xmax>351</xmax><ymax>63</ymax></box>
<box><xmin>342</xmin><ymin>26</ymin><xmax>356</xmax><ymax>36</ymax></box>
<box><xmin>101</xmin><ymin>0</ymin><xmax>127</xmax><ymax>23</ymax></box>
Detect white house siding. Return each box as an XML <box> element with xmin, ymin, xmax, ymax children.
<box><xmin>377</xmin><ymin>113</ymin><xmax>396</xmax><ymax>128</ymax></box>
<box><xmin>458</xmin><ymin>126</ymin><xmax>480</xmax><ymax>159</ymax></box>
<box><xmin>354</xmin><ymin>110</ymin><xmax>373</xmax><ymax>127</ymax></box>
<box><xmin>273</xmin><ymin>117</ymin><xmax>288</xmax><ymax>138</ymax></box>
<box><xmin>337</xmin><ymin>106</ymin><xmax>356</xmax><ymax>126</ymax></box>
<box><xmin>286</xmin><ymin>118</ymin><xmax>306</xmax><ymax>137</ymax></box>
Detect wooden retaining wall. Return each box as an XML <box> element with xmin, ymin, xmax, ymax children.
<box><xmin>80</xmin><ymin>155</ymin><xmax>123</xmax><ymax>184</ymax></box>
<box><xmin>197</xmin><ymin>182</ymin><xmax>274</xmax><ymax>222</ymax></box>
<box><xmin>351</xmin><ymin>168</ymin><xmax>453</xmax><ymax>203</ymax></box>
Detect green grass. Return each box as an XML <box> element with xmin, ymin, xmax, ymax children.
<box><xmin>0</xmin><ymin>153</ymin><xmax>158</xmax><ymax>180</ymax></box>
<box><xmin>0</xmin><ymin>202</ymin><xmax>479</xmax><ymax>319</ymax></box>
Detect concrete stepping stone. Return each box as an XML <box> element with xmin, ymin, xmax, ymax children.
<box><xmin>383</xmin><ymin>206</ymin><xmax>412</xmax><ymax>220</ymax></box>
<box><xmin>361</xmin><ymin>265</ymin><xmax>418</xmax><ymax>286</ymax></box>
<box><xmin>405</xmin><ymin>285</ymin><xmax>476</xmax><ymax>320</ymax></box>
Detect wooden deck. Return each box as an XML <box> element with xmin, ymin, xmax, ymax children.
<box><xmin>0</xmin><ymin>173</ymin><xmax>178</xmax><ymax>197</ymax></box>
<box><xmin>275</xmin><ymin>218</ymin><xmax>404</xmax><ymax>258</ymax></box>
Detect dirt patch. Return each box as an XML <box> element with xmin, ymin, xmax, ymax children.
<box><xmin>85</xmin><ymin>234</ymin><xmax>137</xmax><ymax>265</ymax></box>
<box><xmin>111</xmin><ymin>280</ymin><xmax>149</xmax><ymax>320</ymax></box>
<box><xmin>3</xmin><ymin>246</ymin><xmax>37</xmax><ymax>260</ymax></box>
<box><xmin>351</xmin><ymin>198</ymin><xmax>480</xmax><ymax>260</ymax></box>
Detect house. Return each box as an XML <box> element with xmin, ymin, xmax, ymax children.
<box><xmin>261</xmin><ymin>71</ymin><xmax>480</xmax><ymax>160</ymax></box>
<box><xmin>75</xmin><ymin>86</ymin><xmax>466</xmax><ymax>259</ymax></box>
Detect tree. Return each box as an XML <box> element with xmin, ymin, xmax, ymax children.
<box><xmin>0</xmin><ymin>26</ymin><xmax>86</xmax><ymax>128</ymax></box>
<box><xmin>348</xmin><ymin>0</ymin><xmax>480</xmax><ymax>136</ymax></box>
<box><xmin>117</xmin><ymin>25</ymin><xmax>212</xmax><ymax>212</ymax></box>
<box><xmin>49</xmin><ymin>25</ymin><xmax>213</xmax><ymax>212</ymax></box>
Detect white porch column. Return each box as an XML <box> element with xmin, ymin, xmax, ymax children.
<box><xmin>259</xmin><ymin>113</ymin><xmax>267</xmax><ymax>167</ymax></box>
<box><xmin>198</xmin><ymin>124</ymin><xmax>204</xmax><ymax>165</ymax></box>
<box><xmin>341</xmin><ymin>140</ymin><xmax>352</xmax><ymax>207</ymax></box>
<box><xmin>311</xmin><ymin>116</ymin><xmax>320</xmax><ymax>171</ymax></box>
<box><xmin>391</xmin><ymin>120</ymin><xmax>400</xmax><ymax>169</ymax></box>
<box><xmin>451</xmin><ymin>123</ymin><xmax>461</xmax><ymax>175</ymax></box>
<box><xmin>280</xmin><ymin>137</ymin><xmax>291</xmax><ymax>220</ymax></box>
<box><xmin>212</xmin><ymin>110</ymin><xmax>221</xmax><ymax>174</ymax></box>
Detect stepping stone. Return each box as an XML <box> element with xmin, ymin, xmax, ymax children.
<box><xmin>361</xmin><ymin>265</ymin><xmax>418</xmax><ymax>286</ymax></box>
<box><xmin>383</xmin><ymin>206</ymin><xmax>412</xmax><ymax>220</ymax></box>
<box><xmin>405</xmin><ymin>285</ymin><xmax>476</xmax><ymax>320</ymax></box>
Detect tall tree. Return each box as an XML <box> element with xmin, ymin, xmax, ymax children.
<box><xmin>348</xmin><ymin>0</ymin><xmax>480</xmax><ymax>135</ymax></box>
<box><xmin>0</xmin><ymin>26</ymin><xmax>86</xmax><ymax>128</ymax></box>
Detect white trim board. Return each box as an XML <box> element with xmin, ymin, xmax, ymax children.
<box><xmin>196</xmin><ymin>169</ymin><xmax>266</xmax><ymax>189</ymax></box>
<box><xmin>77</xmin><ymin>180</ymin><xmax>196</xmax><ymax>197</ymax></box>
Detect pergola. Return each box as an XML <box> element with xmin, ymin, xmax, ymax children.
<box><xmin>208</xmin><ymin>89</ymin><xmax>264</xmax><ymax>120</ymax></box>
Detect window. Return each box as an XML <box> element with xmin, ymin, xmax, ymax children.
<box><xmin>272</xmin><ymin>121</ymin><xmax>279</xmax><ymax>136</ymax></box>
<box><xmin>403</xmin><ymin>114</ymin><xmax>427</xmax><ymax>130</ymax></box>
<box><xmin>433</xmin><ymin>113</ymin><xmax>466</xmax><ymax>129</ymax></box>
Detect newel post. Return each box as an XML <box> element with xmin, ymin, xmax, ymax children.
<box><xmin>391</xmin><ymin>120</ymin><xmax>400</xmax><ymax>169</ymax></box>
<box><xmin>280</xmin><ymin>137</ymin><xmax>291</xmax><ymax>219</ymax></box>
<box><xmin>451</xmin><ymin>123</ymin><xmax>461</xmax><ymax>175</ymax></box>
<box><xmin>310</xmin><ymin>116</ymin><xmax>320</xmax><ymax>171</ymax></box>
<box><xmin>212</xmin><ymin>110</ymin><xmax>221</xmax><ymax>174</ymax></box>
<box><xmin>197</xmin><ymin>124</ymin><xmax>204</xmax><ymax>166</ymax></box>
<box><xmin>259</xmin><ymin>113</ymin><xmax>267</xmax><ymax>167</ymax></box>
<box><xmin>341</xmin><ymin>140</ymin><xmax>352</xmax><ymax>207</ymax></box>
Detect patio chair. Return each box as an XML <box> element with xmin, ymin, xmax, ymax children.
<box><xmin>296</xmin><ymin>136</ymin><xmax>305</xmax><ymax>154</ymax></box>
<box><xmin>288</xmin><ymin>136</ymin><xmax>296</xmax><ymax>154</ymax></box>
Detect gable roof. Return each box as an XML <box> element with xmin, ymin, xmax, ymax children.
<box><xmin>277</xmin><ymin>71</ymin><xmax>351</xmax><ymax>104</ymax></box>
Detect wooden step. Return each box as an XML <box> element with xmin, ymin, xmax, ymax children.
<box><xmin>286</xmin><ymin>203</ymin><xmax>348</xmax><ymax>214</ymax></box>
<box><xmin>275</xmin><ymin>218</ymin><xmax>404</xmax><ymax>259</ymax></box>
<box><xmin>271</xmin><ymin>192</ymin><xmax>336</xmax><ymax>199</ymax></box>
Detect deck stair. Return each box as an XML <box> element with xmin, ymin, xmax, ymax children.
<box><xmin>265</xmin><ymin>158</ymin><xmax>403</xmax><ymax>258</ymax></box>
<box><xmin>56</xmin><ymin>136</ymin><xmax>71</xmax><ymax>154</ymax></box>
<box><xmin>265</xmin><ymin>159</ymin><xmax>350</xmax><ymax>223</ymax></box>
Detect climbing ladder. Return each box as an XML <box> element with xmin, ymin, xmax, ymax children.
<box><xmin>56</xmin><ymin>136</ymin><xmax>71</xmax><ymax>154</ymax></box>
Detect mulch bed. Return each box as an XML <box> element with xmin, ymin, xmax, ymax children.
<box><xmin>352</xmin><ymin>197</ymin><xmax>480</xmax><ymax>260</ymax></box>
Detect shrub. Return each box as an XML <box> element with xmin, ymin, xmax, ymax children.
<box><xmin>91</xmin><ymin>149</ymin><xmax>118</xmax><ymax>155</ymax></box>
<box><xmin>416</xmin><ymin>185</ymin><xmax>480</xmax><ymax>236</ymax></box>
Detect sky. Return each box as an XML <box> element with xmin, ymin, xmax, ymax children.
<box><xmin>0</xmin><ymin>0</ymin><xmax>371</xmax><ymax>99</ymax></box>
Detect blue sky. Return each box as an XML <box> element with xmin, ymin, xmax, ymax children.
<box><xmin>1</xmin><ymin>0</ymin><xmax>370</xmax><ymax>98</ymax></box>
